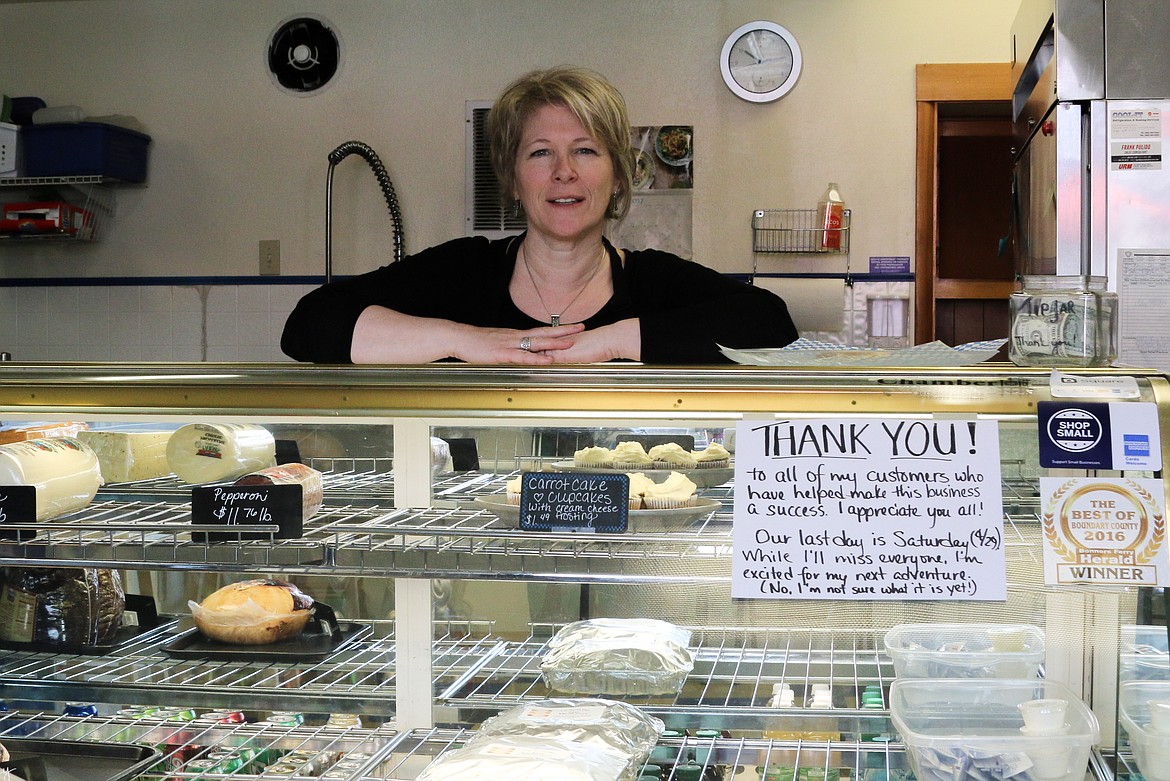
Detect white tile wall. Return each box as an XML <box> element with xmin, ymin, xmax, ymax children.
<box><xmin>0</xmin><ymin>283</ymin><xmax>314</xmax><ymax>362</ymax></box>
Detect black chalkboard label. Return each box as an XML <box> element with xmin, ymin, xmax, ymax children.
<box><xmin>519</xmin><ymin>472</ymin><xmax>629</xmax><ymax>533</ymax></box>
<box><xmin>0</xmin><ymin>486</ymin><xmax>36</xmax><ymax>541</ymax></box>
<box><xmin>191</xmin><ymin>484</ymin><xmax>303</xmax><ymax>542</ymax></box>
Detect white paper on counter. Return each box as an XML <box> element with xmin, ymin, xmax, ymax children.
<box><xmin>719</xmin><ymin>338</ymin><xmax>1007</xmax><ymax>367</ymax></box>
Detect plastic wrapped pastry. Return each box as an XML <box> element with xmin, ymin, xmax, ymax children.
<box><xmin>470</xmin><ymin>698</ymin><xmax>663</xmax><ymax>763</ymax></box>
<box><xmin>416</xmin><ymin>735</ymin><xmax>629</xmax><ymax>781</ymax></box>
<box><xmin>541</xmin><ymin>618</ymin><xmax>694</xmax><ymax>696</ymax></box>
<box><xmin>189</xmin><ymin>579</ymin><xmax>314</xmax><ymax>645</ymax></box>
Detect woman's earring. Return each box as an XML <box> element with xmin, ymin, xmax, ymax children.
<box><xmin>609</xmin><ymin>192</ymin><xmax>619</xmax><ymax>218</ymax></box>
<box><xmin>512</xmin><ymin>199</ymin><xmax>522</xmax><ymax>218</ymax></box>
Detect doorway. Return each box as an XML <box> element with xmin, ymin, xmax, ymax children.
<box><xmin>915</xmin><ymin>63</ymin><xmax>1016</xmax><ymax>351</ymax></box>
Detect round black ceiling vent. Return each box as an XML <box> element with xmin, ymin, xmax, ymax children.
<box><xmin>267</xmin><ymin>15</ymin><xmax>342</xmax><ymax>95</ymax></box>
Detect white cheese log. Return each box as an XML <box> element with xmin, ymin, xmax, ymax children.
<box><xmin>0</xmin><ymin>437</ymin><xmax>104</xmax><ymax>520</ymax></box>
<box><xmin>166</xmin><ymin>423</ymin><xmax>276</xmax><ymax>484</ymax></box>
<box><xmin>77</xmin><ymin>430</ymin><xmax>174</xmax><ymax>483</ymax></box>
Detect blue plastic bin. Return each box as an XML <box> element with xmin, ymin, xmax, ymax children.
<box><xmin>21</xmin><ymin>122</ymin><xmax>151</xmax><ymax>183</ymax></box>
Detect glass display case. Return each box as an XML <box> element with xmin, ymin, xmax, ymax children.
<box><xmin>0</xmin><ymin>362</ymin><xmax>1165</xmax><ymax>780</ymax></box>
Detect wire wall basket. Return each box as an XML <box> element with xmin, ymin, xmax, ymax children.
<box><xmin>0</xmin><ymin>176</ymin><xmax>115</xmax><ymax>243</ymax></box>
<box><xmin>752</xmin><ymin>208</ymin><xmax>851</xmax><ymax>254</ymax></box>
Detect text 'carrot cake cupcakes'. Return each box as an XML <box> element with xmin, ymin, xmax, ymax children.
<box><xmin>573</xmin><ymin>446</ymin><xmax>613</xmax><ymax>469</ymax></box>
<box><xmin>648</xmin><ymin>442</ymin><xmax>697</xmax><ymax>470</ymax></box>
<box><xmin>612</xmin><ymin>441</ymin><xmax>653</xmax><ymax>470</ymax></box>
<box><xmin>691</xmin><ymin>442</ymin><xmax>730</xmax><ymax>469</ymax></box>
<box><xmin>642</xmin><ymin>471</ymin><xmax>698</xmax><ymax>509</ymax></box>
<box><xmin>626</xmin><ymin>472</ymin><xmax>656</xmax><ymax>510</ymax></box>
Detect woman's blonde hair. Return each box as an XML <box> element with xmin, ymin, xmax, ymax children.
<box><xmin>487</xmin><ymin>66</ymin><xmax>634</xmax><ymax>220</ymax></box>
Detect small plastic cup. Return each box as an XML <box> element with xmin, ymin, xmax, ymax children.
<box><xmin>1148</xmin><ymin>699</ymin><xmax>1170</xmax><ymax>733</ymax></box>
<box><xmin>1027</xmin><ymin>744</ymin><xmax>1072</xmax><ymax>779</ymax></box>
<box><xmin>989</xmin><ymin>627</ymin><xmax>1028</xmax><ymax>652</ymax></box>
<box><xmin>1018</xmin><ymin>698</ymin><xmax>1069</xmax><ymax>733</ymax></box>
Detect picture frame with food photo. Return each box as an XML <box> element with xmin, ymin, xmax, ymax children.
<box><xmin>632</xmin><ymin>125</ymin><xmax>693</xmax><ymax>190</ymax></box>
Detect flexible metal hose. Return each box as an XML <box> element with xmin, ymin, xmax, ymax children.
<box><xmin>325</xmin><ymin>140</ymin><xmax>404</xmax><ymax>283</ymax></box>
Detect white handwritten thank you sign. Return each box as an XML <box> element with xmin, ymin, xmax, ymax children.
<box><xmin>732</xmin><ymin>418</ymin><xmax>1006</xmax><ymax>601</ymax></box>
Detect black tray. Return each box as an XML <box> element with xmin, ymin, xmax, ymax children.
<box><xmin>0</xmin><ymin>594</ymin><xmax>165</xmax><ymax>656</ymax></box>
<box><xmin>160</xmin><ymin>603</ymin><xmax>357</xmax><ymax>661</ymax></box>
<box><xmin>0</xmin><ymin>736</ymin><xmax>161</xmax><ymax>781</ymax></box>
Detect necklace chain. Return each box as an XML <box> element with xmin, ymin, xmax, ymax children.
<box><xmin>521</xmin><ymin>244</ymin><xmax>606</xmax><ymax>326</ymax></box>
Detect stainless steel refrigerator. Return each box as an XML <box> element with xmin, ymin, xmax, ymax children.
<box><xmin>1012</xmin><ymin>0</ymin><xmax>1170</xmax><ymax>371</ymax></box>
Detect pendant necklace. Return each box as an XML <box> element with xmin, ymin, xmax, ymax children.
<box><xmin>521</xmin><ymin>243</ymin><xmax>605</xmax><ymax>326</ymax></box>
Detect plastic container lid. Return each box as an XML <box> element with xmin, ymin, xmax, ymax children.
<box><xmin>1120</xmin><ymin>625</ymin><xmax>1170</xmax><ymax>679</ymax></box>
<box><xmin>891</xmin><ymin>678</ymin><xmax>1099</xmax><ymax>781</ymax></box>
<box><xmin>883</xmin><ymin>623</ymin><xmax>1045</xmax><ymax>679</ymax></box>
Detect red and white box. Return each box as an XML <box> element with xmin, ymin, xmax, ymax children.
<box><xmin>0</xmin><ymin>201</ymin><xmax>93</xmax><ymax>238</ymax></box>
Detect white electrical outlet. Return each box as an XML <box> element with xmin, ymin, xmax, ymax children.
<box><xmin>259</xmin><ymin>239</ymin><xmax>280</xmax><ymax>275</ymax></box>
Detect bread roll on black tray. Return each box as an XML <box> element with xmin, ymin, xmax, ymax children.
<box><xmin>189</xmin><ymin>579</ymin><xmax>314</xmax><ymax>645</ymax></box>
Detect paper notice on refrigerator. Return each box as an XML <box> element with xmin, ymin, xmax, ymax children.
<box><xmin>1111</xmin><ymin>108</ymin><xmax>1162</xmax><ymax>170</ymax></box>
<box><xmin>1119</xmin><ymin>249</ymin><xmax>1170</xmax><ymax>372</ymax></box>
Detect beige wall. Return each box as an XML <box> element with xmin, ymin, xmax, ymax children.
<box><xmin>0</xmin><ymin>0</ymin><xmax>1019</xmax><ymax>281</ymax></box>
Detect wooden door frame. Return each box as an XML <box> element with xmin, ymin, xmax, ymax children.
<box><xmin>915</xmin><ymin>62</ymin><xmax>1015</xmax><ymax>344</ymax></box>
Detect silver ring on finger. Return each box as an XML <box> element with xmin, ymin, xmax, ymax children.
<box><xmin>519</xmin><ymin>336</ymin><xmax>532</xmax><ymax>352</ymax></box>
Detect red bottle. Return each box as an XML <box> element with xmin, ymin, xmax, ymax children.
<box><xmin>817</xmin><ymin>182</ymin><xmax>844</xmax><ymax>251</ymax></box>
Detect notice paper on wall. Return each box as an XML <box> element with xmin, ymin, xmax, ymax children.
<box><xmin>1118</xmin><ymin>249</ymin><xmax>1170</xmax><ymax>373</ymax></box>
<box><xmin>732</xmin><ymin>417</ymin><xmax>1005</xmax><ymax>601</ymax></box>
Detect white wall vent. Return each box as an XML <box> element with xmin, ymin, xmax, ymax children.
<box><xmin>465</xmin><ymin>101</ymin><xmax>525</xmax><ymax>238</ymax></box>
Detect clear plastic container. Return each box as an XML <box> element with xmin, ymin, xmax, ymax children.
<box><xmin>1009</xmin><ymin>275</ymin><xmax>1117</xmax><ymax>367</ymax></box>
<box><xmin>1117</xmin><ymin>681</ymin><xmax>1170</xmax><ymax>781</ymax></box>
<box><xmin>883</xmin><ymin>623</ymin><xmax>1045</xmax><ymax>679</ymax></box>
<box><xmin>891</xmin><ymin>678</ymin><xmax>1099</xmax><ymax>781</ymax></box>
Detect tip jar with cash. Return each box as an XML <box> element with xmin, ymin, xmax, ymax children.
<box><xmin>1009</xmin><ymin>276</ymin><xmax>1117</xmax><ymax>367</ymax></box>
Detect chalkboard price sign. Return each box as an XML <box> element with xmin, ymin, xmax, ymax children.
<box><xmin>519</xmin><ymin>472</ymin><xmax>629</xmax><ymax>533</ymax></box>
<box><xmin>0</xmin><ymin>485</ymin><xmax>36</xmax><ymax>541</ymax></box>
<box><xmin>191</xmin><ymin>484</ymin><xmax>303</xmax><ymax>542</ymax></box>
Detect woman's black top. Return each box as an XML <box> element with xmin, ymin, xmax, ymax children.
<box><xmin>281</xmin><ymin>235</ymin><xmax>798</xmax><ymax>364</ymax></box>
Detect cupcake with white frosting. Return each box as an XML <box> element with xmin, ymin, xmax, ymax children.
<box><xmin>626</xmin><ymin>472</ymin><xmax>656</xmax><ymax>510</ymax></box>
<box><xmin>642</xmin><ymin>471</ymin><xmax>698</xmax><ymax>509</ymax></box>
<box><xmin>573</xmin><ymin>446</ymin><xmax>613</xmax><ymax>469</ymax></box>
<box><xmin>648</xmin><ymin>442</ymin><xmax>697</xmax><ymax>470</ymax></box>
<box><xmin>691</xmin><ymin>443</ymin><xmax>730</xmax><ymax>469</ymax></box>
<box><xmin>612</xmin><ymin>441</ymin><xmax>653</xmax><ymax>470</ymax></box>
<box><xmin>505</xmin><ymin>475</ymin><xmax>524</xmax><ymax>505</ymax></box>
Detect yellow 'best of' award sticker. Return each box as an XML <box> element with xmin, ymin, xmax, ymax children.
<box><xmin>1040</xmin><ymin>477</ymin><xmax>1167</xmax><ymax>586</ymax></box>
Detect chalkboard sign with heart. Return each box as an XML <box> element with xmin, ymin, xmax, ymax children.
<box><xmin>519</xmin><ymin>472</ymin><xmax>629</xmax><ymax>533</ymax></box>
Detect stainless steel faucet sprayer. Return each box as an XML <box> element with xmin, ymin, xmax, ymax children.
<box><xmin>325</xmin><ymin>141</ymin><xmax>404</xmax><ymax>283</ymax></box>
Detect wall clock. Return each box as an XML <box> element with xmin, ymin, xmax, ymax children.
<box><xmin>720</xmin><ymin>21</ymin><xmax>802</xmax><ymax>103</ymax></box>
